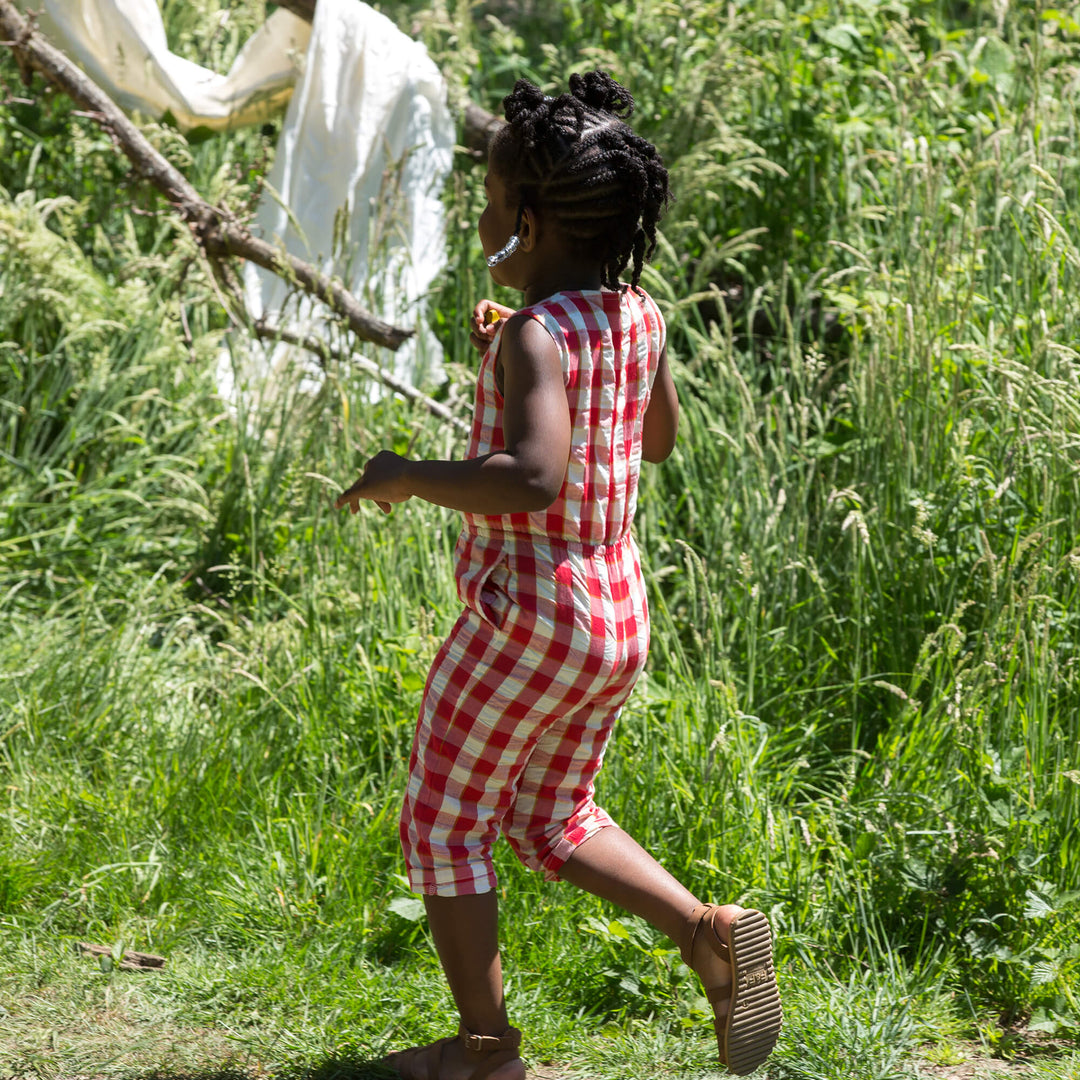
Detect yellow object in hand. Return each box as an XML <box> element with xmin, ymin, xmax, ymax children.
<box><xmin>484</xmin><ymin>309</ymin><xmax>501</xmax><ymax>327</ymax></box>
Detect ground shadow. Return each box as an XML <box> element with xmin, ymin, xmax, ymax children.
<box><xmin>138</xmin><ymin>1055</ymin><xmax>396</xmax><ymax>1080</ymax></box>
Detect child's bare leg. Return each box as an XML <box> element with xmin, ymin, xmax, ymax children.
<box><xmin>558</xmin><ymin>826</ymin><xmax>736</xmax><ymax>992</ymax></box>
<box><xmin>384</xmin><ymin>892</ymin><xmax>524</xmax><ymax>1080</ymax></box>
<box><xmin>563</xmin><ymin>828</ymin><xmax>783</xmax><ymax>1074</ymax></box>
<box><xmin>423</xmin><ymin>891</ymin><xmax>509</xmax><ymax>1034</ymax></box>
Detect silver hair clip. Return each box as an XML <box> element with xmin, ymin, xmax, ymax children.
<box><xmin>486</xmin><ymin>234</ymin><xmax>520</xmax><ymax>268</ymax></box>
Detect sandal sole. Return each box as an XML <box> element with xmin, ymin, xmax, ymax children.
<box><xmin>722</xmin><ymin>909</ymin><xmax>782</xmax><ymax>1075</ymax></box>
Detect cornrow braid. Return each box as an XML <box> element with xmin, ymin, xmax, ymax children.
<box><xmin>490</xmin><ymin>70</ymin><xmax>671</xmax><ymax>291</ymax></box>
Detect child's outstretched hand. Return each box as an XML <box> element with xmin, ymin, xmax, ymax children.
<box><xmin>334</xmin><ymin>451</ymin><xmax>411</xmax><ymax>515</ymax></box>
<box><xmin>469</xmin><ymin>300</ymin><xmax>515</xmax><ymax>353</ymax></box>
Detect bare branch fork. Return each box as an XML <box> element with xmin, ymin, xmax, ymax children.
<box><xmin>0</xmin><ymin>0</ymin><xmax>411</xmax><ymax>352</ymax></box>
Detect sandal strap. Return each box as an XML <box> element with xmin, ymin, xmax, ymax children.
<box><xmin>680</xmin><ymin>904</ymin><xmax>732</xmax><ymax>967</ymax></box>
<box><xmin>458</xmin><ymin>1024</ymin><xmax>522</xmax><ymax>1055</ymax></box>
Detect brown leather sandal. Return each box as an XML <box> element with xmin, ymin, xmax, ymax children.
<box><xmin>383</xmin><ymin>1024</ymin><xmax>524</xmax><ymax>1080</ymax></box>
<box><xmin>681</xmin><ymin>905</ymin><xmax>782</xmax><ymax>1075</ymax></box>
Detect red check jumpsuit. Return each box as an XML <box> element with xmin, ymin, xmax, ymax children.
<box><xmin>401</xmin><ymin>286</ymin><xmax>666</xmax><ymax>896</ymax></box>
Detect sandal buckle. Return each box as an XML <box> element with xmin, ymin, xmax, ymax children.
<box><xmin>463</xmin><ymin>1031</ymin><xmax>503</xmax><ymax>1053</ymax></box>
<box><xmin>459</xmin><ymin>1025</ymin><xmax>521</xmax><ymax>1054</ymax></box>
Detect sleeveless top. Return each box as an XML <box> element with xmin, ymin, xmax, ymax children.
<box><xmin>461</xmin><ymin>286</ymin><xmax>666</xmax><ymax>551</ymax></box>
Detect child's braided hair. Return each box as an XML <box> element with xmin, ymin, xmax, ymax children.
<box><xmin>489</xmin><ymin>70</ymin><xmax>671</xmax><ymax>291</ymax></box>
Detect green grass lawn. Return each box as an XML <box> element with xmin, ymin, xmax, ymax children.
<box><xmin>2</xmin><ymin>0</ymin><xmax>1079</xmax><ymax>1077</ymax></box>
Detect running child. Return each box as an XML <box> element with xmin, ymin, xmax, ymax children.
<box><xmin>335</xmin><ymin>69</ymin><xmax>782</xmax><ymax>1080</ymax></box>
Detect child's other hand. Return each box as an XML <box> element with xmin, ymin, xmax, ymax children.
<box><xmin>334</xmin><ymin>451</ymin><xmax>412</xmax><ymax>515</ymax></box>
<box><xmin>469</xmin><ymin>300</ymin><xmax>515</xmax><ymax>353</ymax></box>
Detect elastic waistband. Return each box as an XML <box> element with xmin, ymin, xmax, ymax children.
<box><xmin>466</xmin><ymin>527</ymin><xmax>634</xmax><ymax>558</ymax></box>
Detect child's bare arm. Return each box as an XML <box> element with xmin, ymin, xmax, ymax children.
<box><xmin>335</xmin><ymin>315</ymin><xmax>570</xmax><ymax>516</ymax></box>
<box><xmin>641</xmin><ymin>344</ymin><xmax>679</xmax><ymax>462</ymax></box>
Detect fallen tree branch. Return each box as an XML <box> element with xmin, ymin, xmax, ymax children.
<box><xmin>271</xmin><ymin>0</ymin><xmax>504</xmax><ymax>156</ymax></box>
<box><xmin>461</xmin><ymin>101</ymin><xmax>505</xmax><ymax>157</ymax></box>
<box><xmin>0</xmin><ymin>0</ymin><xmax>412</xmax><ymax>351</ymax></box>
<box><xmin>254</xmin><ymin>321</ymin><xmax>470</xmax><ymax>433</ymax></box>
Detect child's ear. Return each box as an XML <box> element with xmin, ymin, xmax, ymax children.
<box><xmin>518</xmin><ymin>205</ymin><xmax>540</xmax><ymax>251</ymax></box>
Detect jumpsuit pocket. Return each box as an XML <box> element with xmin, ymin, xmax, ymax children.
<box><xmin>455</xmin><ymin>532</ymin><xmax>514</xmax><ymax>631</ymax></box>
<box><xmin>477</xmin><ymin>557</ymin><xmax>512</xmax><ymax>631</ymax></box>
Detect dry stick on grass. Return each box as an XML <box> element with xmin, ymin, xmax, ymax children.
<box><xmin>0</xmin><ymin>0</ymin><xmax>411</xmax><ymax>352</ymax></box>
<box><xmin>77</xmin><ymin>942</ymin><xmax>166</xmax><ymax>970</ymax></box>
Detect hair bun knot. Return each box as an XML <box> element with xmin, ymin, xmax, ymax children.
<box><xmin>503</xmin><ymin>80</ymin><xmax>549</xmax><ymax>126</ymax></box>
<box><xmin>569</xmin><ymin>70</ymin><xmax>635</xmax><ymax>118</ymax></box>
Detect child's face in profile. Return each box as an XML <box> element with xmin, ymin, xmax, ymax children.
<box><xmin>478</xmin><ymin>167</ymin><xmax>520</xmax><ymax>285</ymax></box>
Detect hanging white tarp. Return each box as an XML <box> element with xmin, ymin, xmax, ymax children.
<box><xmin>237</xmin><ymin>0</ymin><xmax>454</xmax><ymax>396</ymax></box>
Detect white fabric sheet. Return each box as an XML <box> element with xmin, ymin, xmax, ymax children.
<box><xmin>239</xmin><ymin>0</ymin><xmax>454</xmax><ymax>396</ymax></box>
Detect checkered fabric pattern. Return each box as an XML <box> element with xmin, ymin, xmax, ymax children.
<box><xmin>462</xmin><ymin>287</ymin><xmax>665</xmax><ymax>547</ymax></box>
<box><xmin>400</xmin><ymin>287</ymin><xmax>666</xmax><ymax>896</ymax></box>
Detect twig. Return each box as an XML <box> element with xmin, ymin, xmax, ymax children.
<box><xmin>253</xmin><ymin>320</ymin><xmax>470</xmax><ymax>434</ymax></box>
